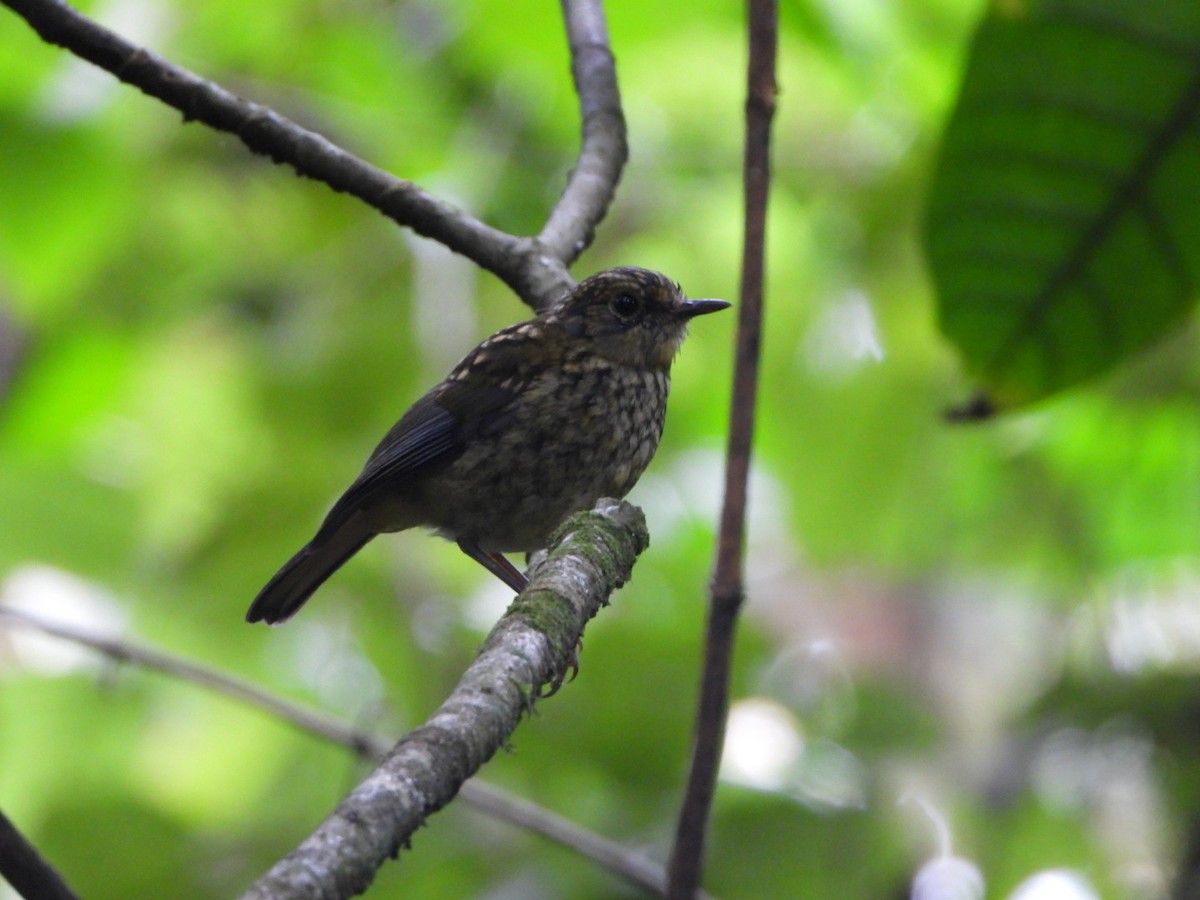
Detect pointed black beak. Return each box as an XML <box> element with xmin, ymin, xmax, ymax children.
<box><xmin>680</xmin><ymin>298</ymin><xmax>731</xmax><ymax>319</ymax></box>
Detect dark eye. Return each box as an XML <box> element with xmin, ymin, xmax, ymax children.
<box><xmin>609</xmin><ymin>294</ymin><xmax>641</xmax><ymax>318</ymax></box>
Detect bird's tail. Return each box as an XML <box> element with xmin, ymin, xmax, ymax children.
<box><xmin>246</xmin><ymin>523</ymin><xmax>375</xmax><ymax>624</ymax></box>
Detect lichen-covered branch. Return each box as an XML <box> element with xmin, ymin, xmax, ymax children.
<box><xmin>242</xmin><ymin>499</ymin><xmax>649</xmax><ymax>900</ymax></box>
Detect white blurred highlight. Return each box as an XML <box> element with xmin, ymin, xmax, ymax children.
<box><xmin>1007</xmin><ymin>870</ymin><xmax>1099</xmax><ymax>900</ymax></box>
<box><xmin>911</xmin><ymin>856</ymin><xmax>985</xmax><ymax>900</ymax></box>
<box><xmin>720</xmin><ymin>696</ymin><xmax>867</xmax><ymax>809</ymax></box>
<box><xmin>804</xmin><ymin>288</ymin><xmax>884</xmax><ymax>378</ymax></box>
<box><xmin>39</xmin><ymin>0</ymin><xmax>172</xmax><ymax>122</ymax></box>
<box><xmin>721</xmin><ymin>697</ymin><xmax>804</xmax><ymax>791</ymax></box>
<box><xmin>0</xmin><ymin>565</ymin><xmax>127</xmax><ymax>674</ymax></box>
<box><xmin>904</xmin><ymin>793</ymin><xmax>984</xmax><ymax>900</ymax></box>
<box><xmin>1097</xmin><ymin>565</ymin><xmax>1200</xmax><ymax>673</ymax></box>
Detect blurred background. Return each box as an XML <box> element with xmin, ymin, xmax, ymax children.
<box><xmin>2</xmin><ymin>0</ymin><xmax>1198</xmax><ymax>897</ymax></box>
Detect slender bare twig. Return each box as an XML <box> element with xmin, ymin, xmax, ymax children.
<box><xmin>459</xmin><ymin>781</ymin><xmax>713</xmax><ymax>900</ymax></box>
<box><xmin>1</xmin><ymin>601</ymin><xmax>706</xmax><ymax>898</ymax></box>
<box><xmin>242</xmin><ymin>499</ymin><xmax>648</xmax><ymax>899</ymax></box>
<box><xmin>666</xmin><ymin>1</ymin><xmax>776</xmax><ymax>896</ymax></box>
<box><xmin>0</xmin><ymin>0</ymin><xmax>532</xmax><ymax>293</ymax></box>
<box><xmin>537</xmin><ymin>0</ymin><xmax>628</xmax><ymax>282</ymax></box>
<box><xmin>0</xmin><ymin>0</ymin><xmax>627</xmax><ymax>309</ymax></box>
<box><xmin>0</xmin><ymin>605</ymin><xmax>388</xmax><ymax>758</ymax></box>
<box><xmin>0</xmin><ymin>806</ymin><xmax>81</xmax><ymax>900</ymax></box>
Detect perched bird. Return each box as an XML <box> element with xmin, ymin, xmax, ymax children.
<box><xmin>247</xmin><ymin>267</ymin><xmax>728</xmax><ymax>624</ymax></box>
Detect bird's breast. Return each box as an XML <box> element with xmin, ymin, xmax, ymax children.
<box><xmin>417</xmin><ymin>361</ymin><xmax>670</xmax><ymax>552</ymax></box>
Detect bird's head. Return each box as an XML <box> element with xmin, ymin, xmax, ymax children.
<box><xmin>551</xmin><ymin>267</ymin><xmax>730</xmax><ymax>369</ymax></box>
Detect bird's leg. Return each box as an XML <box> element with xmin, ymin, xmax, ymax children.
<box><xmin>459</xmin><ymin>540</ymin><xmax>581</xmax><ymax>694</ymax></box>
<box><xmin>457</xmin><ymin>540</ymin><xmax>529</xmax><ymax>593</ymax></box>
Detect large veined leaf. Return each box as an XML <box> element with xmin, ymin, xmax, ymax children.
<box><xmin>925</xmin><ymin>0</ymin><xmax>1200</xmax><ymax>412</ymax></box>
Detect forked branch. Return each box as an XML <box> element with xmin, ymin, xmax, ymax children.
<box><xmin>0</xmin><ymin>0</ymin><xmax>627</xmax><ymax>308</ymax></box>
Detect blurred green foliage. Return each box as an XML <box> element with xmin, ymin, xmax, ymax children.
<box><xmin>1</xmin><ymin>0</ymin><xmax>1198</xmax><ymax>898</ymax></box>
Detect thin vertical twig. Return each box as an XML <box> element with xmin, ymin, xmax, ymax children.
<box><xmin>666</xmin><ymin>0</ymin><xmax>777</xmax><ymax>896</ymax></box>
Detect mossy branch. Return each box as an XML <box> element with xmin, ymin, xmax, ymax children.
<box><xmin>242</xmin><ymin>498</ymin><xmax>649</xmax><ymax>900</ymax></box>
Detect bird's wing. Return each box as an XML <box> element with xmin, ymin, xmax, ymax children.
<box><xmin>314</xmin><ymin>363</ymin><xmax>526</xmax><ymax>539</ymax></box>
<box><xmin>364</xmin><ymin>378</ymin><xmax>520</xmax><ymax>481</ymax></box>
<box><xmin>314</xmin><ymin>320</ymin><xmax>554</xmax><ymax>539</ymax></box>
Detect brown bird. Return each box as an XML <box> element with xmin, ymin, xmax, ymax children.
<box><xmin>247</xmin><ymin>267</ymin><xmax>728</xmax><ymax>624</ymax></box>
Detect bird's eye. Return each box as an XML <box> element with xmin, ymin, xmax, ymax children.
<box><xmin>609</xmin><ymin>294</ymin><xmax>641</xmax><ymax>318</ymax></box>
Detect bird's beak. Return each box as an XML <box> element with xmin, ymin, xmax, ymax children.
<box><xmin>679</xmin><ymin>298</ymin><xmax>731</xmax><ymax>319</ymax></box>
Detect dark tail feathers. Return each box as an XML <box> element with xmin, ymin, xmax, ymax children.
<box><xmin>246</xmin><ymin>524</ymin><xmax>374</xmax><ymax>624</ymax></box>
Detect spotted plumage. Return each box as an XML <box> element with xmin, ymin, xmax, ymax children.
<box><xmin>247</xmin><ymin>266</ymin><xmax>729</xmax><ymax>624</ymax></box>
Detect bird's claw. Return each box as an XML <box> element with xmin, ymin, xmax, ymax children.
<box><xmin>539</xmin><ymin>639</ymin><xmax>582</xmax><ymax>698</ymax></box>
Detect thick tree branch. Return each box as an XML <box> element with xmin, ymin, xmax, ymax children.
<box><xmin>242</xmin><ymin>499</ymin><xmax>648</xmax><ymax>900</ymax></box>
<box><xmin>666</xmin><ymin>0</ymin><xmax>776</xmax><ymax>897</ymax></box>
<box><xmin>0</xmin><ymin>0</ymin><xmax>627</xmax><ymax>309</ymax></box>
<box><xmin>0</xmin><ymin>807</ymin><xmax>80</xmax><ymax>900</ymax></box>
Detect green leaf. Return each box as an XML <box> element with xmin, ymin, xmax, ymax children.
<box><xmin>925</xmin><ymin>0</ymin><xmax>1200</xmax><ymax>409</ymax></box>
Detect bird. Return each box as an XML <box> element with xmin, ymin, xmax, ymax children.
<box><xmin>246</xmin><ymin>266</ymin><xmax>729</xmax><ymax>624</ymax></box>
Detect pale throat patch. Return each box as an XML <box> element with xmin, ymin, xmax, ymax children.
<box><xmin>655</xmin><ymin>329</ymin><xmax>687</xmax><ymax>368</ymax></box>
